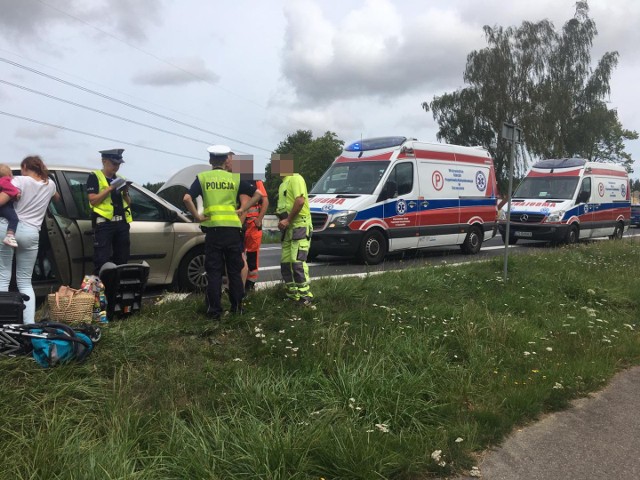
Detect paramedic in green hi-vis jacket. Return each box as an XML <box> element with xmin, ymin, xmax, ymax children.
<box><xmin>86</xmin><ymin>148</ymin><xmax>132</xmax><ymax>275</ymax></box>
<box><xmin>273</xmin><ymin>154</ymin><xmax>314</xmax><ymax>307</ymax></box>
<box><xmin>183</xmin><ymin>145</ymin><xmax>261</xmax><ymax>320</ymax></box>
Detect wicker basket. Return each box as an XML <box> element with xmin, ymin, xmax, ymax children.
<box><xmin>47</xmin><ymin>287</ymin><xmax>95</xmax><ymax>323</ymax></box>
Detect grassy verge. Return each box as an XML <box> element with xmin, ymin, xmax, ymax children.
<box><xmin>2</xmin><ymin>240</ymin><xmax>640</xmax><ymax>479</ymax></box>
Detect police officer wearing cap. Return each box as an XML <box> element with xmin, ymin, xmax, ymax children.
<box><xmin>183</xmin><ymin>145</ymin><xmax>262</xmax><ymax>320</ymax></box>
<box><xmin>87</xmin><ymin>148</ymin><xmax>132</xmax><ymax>274</ymax></box>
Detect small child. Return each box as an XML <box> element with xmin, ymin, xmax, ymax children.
<box><xmin>0</xmin><ymin>164</ymin><xmax>20</xmax><ymax>248</ymax></box>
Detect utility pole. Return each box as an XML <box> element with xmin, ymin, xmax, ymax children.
<box><xmin>501</xmin><ymin>123</ymin><xmax>522</xmax><ymax>282</ymax></box>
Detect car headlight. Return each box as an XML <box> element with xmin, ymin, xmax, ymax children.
<box><xmin>498</xmin><ymin>210</ymin><xmax>507</xmax><ymax>221</ymax></box>
<box><xmin>544</xmin><ymin>211</ymin><xmax>565</xmax><ymax>223</ymax></box>
<box><xmin>327</xmin><ymin>210</ymin><xmax>357</xmax><ymax>228</ymax></box>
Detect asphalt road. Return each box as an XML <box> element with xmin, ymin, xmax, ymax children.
<box><xmin>255</xmin><ymin>228</ymin><xmax>640</xmax><ymax>284</ymax></box>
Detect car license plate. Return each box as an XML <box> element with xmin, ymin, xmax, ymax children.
<box><xmin>515</xmin><ymin>231</ymin><xmax>532</xmax><ymax>237</ymax></box>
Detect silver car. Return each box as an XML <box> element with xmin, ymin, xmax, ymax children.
<box><xmin>10</xmin><ymin>166</ymin><xmax>206</xmax><ymax>298</ymax></box>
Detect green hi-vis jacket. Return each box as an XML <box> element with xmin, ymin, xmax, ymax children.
<box><xmin>198</xmin><ymin>169</ymin><xmax>241</xmax><ymax>228</ymax></box>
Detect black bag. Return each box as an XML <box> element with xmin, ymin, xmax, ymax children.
<box><xmin>0</xmin><ymin>292</ymin><xmax>29</xmax><ymax>325</ymax></box>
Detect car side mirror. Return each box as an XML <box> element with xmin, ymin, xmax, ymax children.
<box><xmin>377</xmin><ymin>181</ymin><xmax>397</xmax><ymax>202</ymax></box>
<box><xmin>576</xmin><ymin>191</ymin><xmax>589</xmax><ymax>204</ymax></box>
<box><xmin>166</xmin><ymin>209</ymin><xmax>179</xmax><ymax>222</ymax></box>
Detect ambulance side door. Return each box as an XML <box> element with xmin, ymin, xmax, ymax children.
<box><xmin>417</xmin><ymin>160</ymin><xmax>460</xmax><ymax>247</ymax></box>
<box><xmin>381</xmin><ymin>161</ymin><xmax>419</xmax><ymax>251</ymax></box>
<box><xmin>576</xmin><ymin>176</ymin><xmax>595</xmax><ymax>238</ymax></box>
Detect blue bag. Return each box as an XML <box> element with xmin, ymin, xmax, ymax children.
<box><xmin>28</xmin><ymin>322</ymin><xmax>94</xmax><ymax>368</ymax></box>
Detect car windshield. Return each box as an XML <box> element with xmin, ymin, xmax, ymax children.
<box><xmin>513</xmin><ymin>176</ymin><xmax>579</xmax><ymax>200</ymax></box>
<box><xmin>310</xmin><ymin>161</ymin><xmax>389</xmax><ymax>195</ymax></box>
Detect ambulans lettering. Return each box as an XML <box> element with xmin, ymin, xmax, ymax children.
<box><xmin>310</xmin><ymin>197</ymin><xmax>346</xmax><ymax>205</ymax></box>
<box><xmin>204</xmin><ymin>181</ymin><xmax>235</xmax><ymax>190</ymax></box>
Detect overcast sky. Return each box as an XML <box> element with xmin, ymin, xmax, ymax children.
<box><xmin>0</xmin><ymin>0</ymin><xmax>638</xmax><ymax>184</ymax></box>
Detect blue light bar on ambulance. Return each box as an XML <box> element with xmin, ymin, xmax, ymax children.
<box><xmin>345</xmin><ymin>136</ymin><xmax>407</xmax><ymax>152</ymax></box>
<box><xmin>533</xmin><ymin>158</ymin><xmax>586</xmax><ymax>169</ymax></box>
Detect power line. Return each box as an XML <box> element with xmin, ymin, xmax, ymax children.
<box><xmin>0</xmin><ymin>110</ymin><xmax>203</xmax><ymax>161</ymax></box>
<box><xmin>0</xmin><ymin>78</ymin><xmax>221</xmax><ymax>149</ymax></box>
<box><xmin>0</xmin><ymin>56</ymin><xmax>273</xmax><ymax>153</ymax></box>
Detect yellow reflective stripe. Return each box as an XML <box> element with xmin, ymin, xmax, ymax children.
<box><xmin>203</xmin><ymin>205</ymin><xmax>236</xmax><ymax>213</ymax></box>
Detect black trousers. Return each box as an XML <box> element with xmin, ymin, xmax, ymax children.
<box><xmin>93</xmin><ymin>220</ymin><xmax>130</xmax><ymax>275</ymax></box>
<box><xmin>203</xmin><ymin>227</ymin><xmax>244</xmax><ymax>316</ymax></box>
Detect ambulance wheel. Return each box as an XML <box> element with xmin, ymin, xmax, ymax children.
<box><xmin>461</xmin><ymin>226</ymin><xmax>483</xmax><ymax>254</ymax></box>
<box><xmin>358</xmin><ymin>230</ymin><xmax>387</xmax><ymax>265</ymax></box>
<box><xmin>177</xmin><ymin>246</ymin><xmax>207</xmax><ymax>291</ymax></box>
<box><xmin>565</xmin><ymin>225</ymin><xmax>579</xmax><ymax>245</ymax></box>
<box><xmin>609</xmin><ymin>222</ymin><xmax>624</xmax><ymax>240</ymax></box>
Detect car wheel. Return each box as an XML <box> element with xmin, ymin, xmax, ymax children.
<box><xmin>461</xmin><ymin>226</ymin><xmax>483</xmax><ymax>254</ymax></box>
<box><xmin>176</xmin><ymin>246</ymin><xmax>207</xmax><ymax>291</ymax></box>
<box><xmin>357</xmin><ymin>229</ymin><xmax>387</xmax><ymax>265</ymax></box>
<box><xmin>609</xmin><ymin>222</ymin><xmax>624</xmax><ymax>240</ymax></box>
<box><xmin>565</xmin><ymin>225</ymin><xmax>579</xmax><ymax>245</ymax></box>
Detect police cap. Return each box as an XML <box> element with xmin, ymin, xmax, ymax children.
<box><xmin>207</xmin><ymin>145</ymin><xmax>231</xmax><ymax>160</ymax></box>
<box><xmin>100</xmin><ymin>148</ymin><xmax>125</xmax><ymax>164</ymax></box>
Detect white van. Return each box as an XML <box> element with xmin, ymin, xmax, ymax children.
<box><xmin>308</xmin><ymin>136</ymin><xmax>498</xmax><ymax>264</ymax></box>
<box><xmin>498</xmin><ymin>158</ymin><xmax>630</xmax><ymax>244</ymax></box>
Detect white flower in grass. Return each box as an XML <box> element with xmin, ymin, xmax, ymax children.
<box><xmin>375</xmin><ymin>423</ymin><xmax>390</xmax><ymax>433</ymax></box>
<box><xmin>431</xmin><ymin>450</ymin><xmax>442</xmax><ymax>462</ymax></box>
<box><xmin>587</xmin><ymin>289</ymin><xmax>596</xmax><ymax>295</ymax></box>
<box><xmin>553</xmin><ymin>382</ymin><xmax>564</xmax><ymax>389</ymax></box>
<box><xmin>546</xmin><ymin>347</ymin><xmax>553</xmax><ymax>352</ymax></box>
<box><xmin>455</xmin><ymin>437</ymin><xmax>464</xmax><ymax>443</ymax></box>
<box><xmin>524</xmin><ymin>351</ymin><xmax>531</xmax><ymax>356</ymax></box>
<box><xmin>233</xmin><ymin>358</ymin><xmax>242</xmax><ymax>362</ymax></box>
<box><xmin>469</xmin><ymin>466</ymin><xmax>482</xmax><ymax>477</ymax></box>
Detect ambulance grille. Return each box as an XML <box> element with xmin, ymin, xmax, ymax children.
<box><xmin>311</xmin><ymin>212</ymin><xmax>328</xmax><ymax>231</ymax></box>
<box><xmin>509</xmin><ymin>212</ymin><xmax>546</xmax><ymax>223</ymax></box>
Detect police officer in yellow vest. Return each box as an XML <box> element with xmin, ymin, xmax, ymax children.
<box><xmin>183</xmin><ymin>145</ymin><xmax>262</xmax><ymax>320</ymax></box>
<box><xmin>87</xmin><ymin>148</ymin><xmax>132</xmax><ymax>274</ymax></box>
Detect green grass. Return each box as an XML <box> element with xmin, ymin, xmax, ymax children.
<box><xmin>2</xmin><ymin>239</ymin><xmax>640</xmax><ymax>479</ymax></box>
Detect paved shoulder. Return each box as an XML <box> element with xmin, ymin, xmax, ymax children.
<box><xmin>456</xmin><ymin>366</ymin><xmax>640</xmax><ymax>480</ymax></box>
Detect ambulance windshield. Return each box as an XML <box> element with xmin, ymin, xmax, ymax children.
<box><xmin>311</xmin><ymin>161</ymin><xmax>389</xmax><ymax>195</ymax></box>
<box><xmin>513</xmin><ymin>176</ymin><xmax>580</xmax><ymax>200</ymax></box>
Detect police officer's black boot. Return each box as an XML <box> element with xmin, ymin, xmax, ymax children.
<box><xmin>244</xmin><ymin>280</ymin><xmax>255</xmax><ymax>292</ymax></box>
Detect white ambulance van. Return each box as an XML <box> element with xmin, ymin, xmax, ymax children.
<box><xmin>307</xmin><ymin>136</ymin><xmax>498</xmax><ymax>264</ymax></box>
<box><xmin>498</xmin><ymin>158</ymin><xmax>630</xmax><ymax>245</ymax></box>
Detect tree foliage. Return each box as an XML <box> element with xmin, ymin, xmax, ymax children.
<box><xmin>422</xmin><ymin>1</ymin><xmax>637</xmax><ymax>191</ymax></box>
<box><xmin>264</xmin><ymin>130</ymin><xmax>344</xmax><ymax>210</ymax></box>
<box><xmin>142</xmin><ymin>181</ymin><xmax>164</xmax><ymax>193</ymax></box>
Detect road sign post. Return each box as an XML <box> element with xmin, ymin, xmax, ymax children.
<box><xmin>501</xmin><ymin>123</ymin><xmax>522</xmax><ymax>282</ymax></box>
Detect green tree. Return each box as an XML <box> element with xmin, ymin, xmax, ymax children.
<box><xmin>142</xmin><ymin>181</ymin><xmax>164</xmax><ymax>193</ymax></box>
<box><xmin>264</xmin><ymin>130</ymin><xmax>344</xmax><ymax>211</ymax></box>
<box><xmin>423</xmin><ymin>1</ymin><xmax>637</xmax><ymax>191</ymax></box>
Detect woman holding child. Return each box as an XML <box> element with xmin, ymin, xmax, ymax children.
<box><xmin>0</xmin><ymin>156</ymin><xmax>58</xmax><ymax>323</ymax></box>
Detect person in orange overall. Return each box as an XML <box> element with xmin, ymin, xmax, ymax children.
<box><xmin>240</xmin><ymin>179</ymin><xmax>268</xmax><ymax>291</ymax></box>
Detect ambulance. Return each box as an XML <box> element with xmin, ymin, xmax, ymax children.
<box><xmin>307</xmin><ymin>136</ymin><xmax>498</xmax><ymax>264</ymax></box>
<box><xmin>498</xmin><ymin>158</ymin><xmax>630</xmax><ymax>244</ymax></box>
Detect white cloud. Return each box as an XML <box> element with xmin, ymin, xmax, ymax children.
<box><xmin>132</xmin><ymin>57</ymin><xmax>220</xmax><ymax>86</ymax></box>
<box><xmin>15</xmin><ymin>124</ymin><xmax>60</xmax><ymax>140</ymax></box>
<box><xmin>282</xmin><ymin>0</ymin><xmax>479</xmax><ymax>103</ymax></box>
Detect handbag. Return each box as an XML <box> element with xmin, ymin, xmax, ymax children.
<box><xmin>47</xmin><ymin>286</ymin><xmax>95</xmax><ymax>323</ymax></box>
